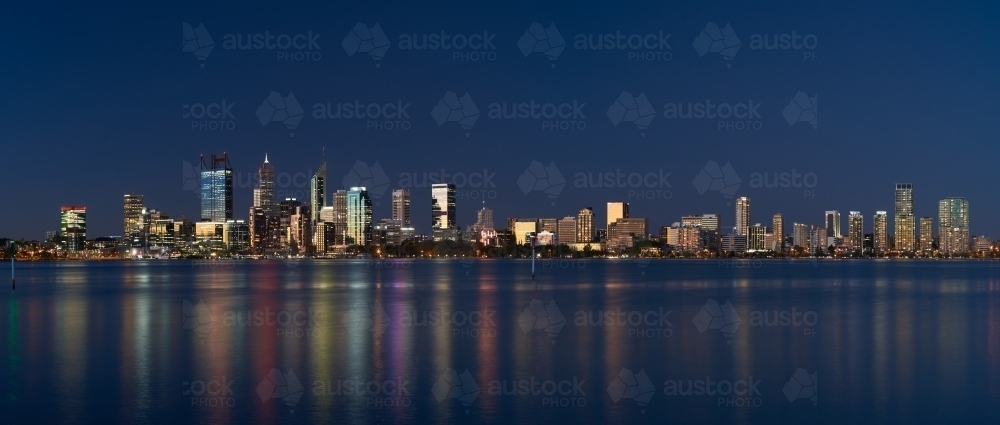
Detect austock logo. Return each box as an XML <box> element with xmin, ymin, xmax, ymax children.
<box><xmin>257</xmin><ymin>368</ymin><xmax>305</xmax><ymax>413</ymax></box>
<box><xmin>692</xmin><ymin>160</ymin><xmax>741</xmax><ymax>200</ymax></box>
<box><xmin>782</xmin><ymin>369</ymin><xmax>817</xmax><ymax>405</ymax></box>
<box><xmin>573</xmin><ymin>29</ymin><xmax>672</xmax><ymax>62</ymax></box>
<box><xmin>181</xmin><ymin>161</ymin><xmax>201</xmax><ymax>199</ymax></box>
<box><xmin>182</xmin><ymin>299</ymin><xmax>214</xmax><ymax>341</ymax></box>
<box><xmin>432</xmin><ymin>369</ymin><xmax>480</xmax><ymax>413</ymax></box>
<box><xmin>517</xmin><ymin>299</ymin><xmax>566</xmax><ymax>344</ymax></box>
<box><xmin>183</xmin><ymin>376</ymin><xmax>236</xmax><ymax>408</ymax></box>
<box><xmin>607</xmin><ymin>368</ymin><xmax>655</xmax><ymax>414</ymax></box>
<box><xmin>342</xmin><ymin>301</ymin><xmax>390</xmax><ymax>337</ymax></box>
<box><xmin>432</xmin><ymin>91</ymin><xmax>480</xmax><ymax>136</ymax></box>
<box><xmin>313</xmin><ymin>99</ymin><xmax>412</xmax><ymax>131</ymax></box>
<box><xmin>342</xmin><ymin>22</ymin><xmax>390</xmax><ymax>67</ymax></box>
<box><xmin>518</xmin><ymin>22</ymin><xmax>566</xmax><ymax>67</ymax></box>
<box><xmin>517</xmin><ymin>161</ymin><xmax>565</xmax><ymax>205</ymax></box>
<box><xmin>312</xmin><ymin>376</ymin><xmax>412</xmax><ymax>408</ymax></box>
<box><xmin>692</xmin><ymin>299</ymin><xmax>741</xmax><ymax>344</ymax></box>
<box><xmin>183</xmin><ymin>100</ymin><xmax>236</xmax><ymax>131</ymax></box>
<box><xmin>256</xmin><ymin>91</ymin><xmax>304</xmax><ymax>136</ymax></box>
<box><xmin>783</xmin><ymin>91</ymin><xmax>818</xmax><ymax>128</ymax></box>
<box><xmin>341</xmin><ymin>160</ymin><xmax>391</xmax><ymax>204</ymax></box>
<box><xmin>607</xmin><ymin>91</ymin><xmax>655</xmax><ymax>136</ymax></box>
<box><xmin>693</xmin><ymin>22</ymin><xmax>741</xmax><ymax>67</ymax></box>
<box><xmin>182</xmin><ymin>22</ymin><xmax>214</xmax><ymax>67</ymax></box>
<box><xmin>662</xmin><ymin>99</ymin><xmax>763</xmax><ymax>131</ymax></box>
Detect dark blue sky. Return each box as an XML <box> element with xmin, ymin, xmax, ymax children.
<box><xmin>2</xmin><ymin>0</ymin><xmax>999</xmax><ymax>239</ymax></box>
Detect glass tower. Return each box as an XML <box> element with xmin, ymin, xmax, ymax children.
<box><xmin>346</xmin><ymin>187</ymin><xmax>373</xmax><ymax>246</ymax></box>
<box><xmin>894</xmin><ymin>183</ymin><xmax>915</xmax><ymax>251</ymax></box>
<box><xmin>200</xmin><ymin>153</ymin><xmax>233</xmax><ymax>222</ymax></box>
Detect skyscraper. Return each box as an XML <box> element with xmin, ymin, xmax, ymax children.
<box><xmin>735</xmin><ymin>197</ymin><xmax>750</xmax><ymax>236</ymax></box>
<box><xmin>792</xmin><ymin>223</ymin><xmax>809</xmax><ymax>249</ymax></box>
<box><xmin>200</xmin><ymin>153</ymin><xmax>233</xmax><ymax>222</ymax></box>
<box><xmin>392</xmin><ymin>189</ymin><xmax>411</xmax><ymax>227</ymax></box>
<box><xmin>874</xmin><ymin>211</ymin><xmax>889</xmax><ymax>254</ymax></box>
<box><xmin>772</xmin><ymin>213</ymin><xmax>784</xmax><ymax>252</ymax></box>
<box><xmin>431</xmin><ymin>183</ymin><xmax>457</xmax><ymax>241</ymax></box>
<box><xmin>346</xmin><ymin>187</ymin><xmax>373</xmax><ymax>246</ymax></box>
<box><xmin>748</xmin><ymin>223</ymin><xmax>767</xmax><ymax>251</ymax></box>
<box><xmin>557</xmin><ymin>216</ymin><xmax>577</xmax><ymax>244</ymax></box>
<box><xmin>332</xmin><ymin>190</ymin><xmax>348</xmax><ymax>246</ymax></box>
<box><xmin>919</xmin><ymin>216</ymin><xmax>934</xmax><ymax>251</ymax></box>
<box><xmin>606</xmin><ymin>202</ymin><xmax>629</xmax><ymax>240</ymax></box>
<box><xmin>825</xmin><ymin>210</ymin><xmax>841</xmax><ymax>238</ymax></box>
<box><xmin>576</xmin><ymin>207</ymin><xmax>594</xmax><ymax>243</ymax></box>
<box><xmin>60</xmin><ymin>206</ymin><xmax>87</xmax><ymax>252</ymax></box>
<box><xmin>310</xmin><ymin>160</ymin><xmax>326</xmax><ymax>227</ymax></box>
<box><xmin>938</xmin><ymin>197</ymin><xmax>969</xmax><ymax>254</ymax></box>
<box><xmin>848</xmin><ymin>212</ymin><xmax>863</xmax><ymax>251</ymax></box>
<box><xmin>894</xmin><ymin>183</ymin><xmax>915</xmax><ymax>251</ymax></box>
<box><xmin>123</xmin><ymin>194</ymin><xmax>144</xmax><ymax>246</ymax></box>
<box><xmin>253</xmin><ymin>154</ymin><xmax>275</xmax><ymax>209</ymax></box>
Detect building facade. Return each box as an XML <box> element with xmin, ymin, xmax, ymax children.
<box><xmin>200</xmin><ymin>153</ymin><xmax>233</xmax><ymax>222</ymax></box>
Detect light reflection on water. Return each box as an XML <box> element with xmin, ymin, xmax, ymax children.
<box><xmin>0</xmin><ymin>259</ymin><xmax>999</xmax><ymax>424</ymax></box>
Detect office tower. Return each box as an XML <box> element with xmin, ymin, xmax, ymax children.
<box><xmin>249</xmin><ymin>207</ymin><xmax>268</xmax><ymax>252</ymax></box>
<box><xmin>792</xmin><ymin>223</ymin><xmax>809</xmax><ymax>249</ymax></box>
<box><xmin>477</xmin><ymin>205</ymin><xmax>494</xmax><ymax>229</ymax></box>
<box><xmin>310</xmin><ymin>160</ymin><xmax>326</xmax><ymax>226</ymax></box>
<box><xmin>539</xmin><ymin>218</ymin><xmax>558</xmax><ymax>234</ymax></box>
<box><xmin>722</xmin><ymin>234</ymin><xmax>747</xmax><ymax>253</ymax></box>
<box><xmin>810</xmin><ymin>226</ymin><xmax>826</xmax><ymax>253</ymax></box>
<box><xmin>606</xmin><ymin>202</ymin><xmax>629</xmax><ymax>237</ymax></box>
<box><xmin>223</xmin><ymin>220</ymin><xmax>250</xmax><ymax>252</ymax></box>
<box><xmin>332</xmin><ymin>190</ymin><xmax>348</xmax><ymax>245</ymax></box>
<box><xmin>576</xmin><ymin>207</ymin><xmax>594</xmax><ymax>243</ymax></box>
<box><xmin>825</xmin><ymin>210</ymin><xmax>841</xmax><ymax>238</ymax></box>
<box><xmin>609</xmin><ymin>217</ymin><xmax>648</xmax><ymax>251</ymax></box>
<box><xmin>772</xmin><ymin>213</ymin><xmax>784</xmax><ymax>252</ymax></box>
<box><xmin>938</xmin><ymin>197</ymin><xmax>970</xmax><ymax>254</ymax></box>
<box><xmin>431</xmin><ymin>183</ymin><xmax>457</xmax><ymax>241</ymax></box>
<box><xmin>278</xmin><ymin>198</ymin><xmax>302</xmax><ymax>250</ymax></box>
<box><xmin>392</xmin><ymin>189</ymin><xmax>411</xmax><ymax>227</ymax></box>
<box><xmin>747</xmin><ymin>224</ymin><xmax>767</xmax><ymax>251</ymax></box>
<box><xmin>253</xmin><ymin>154</ymin><xmax>275</xmax><ymax>209</ymax></box>
<box><xmin>148</xmin><ymin>214</ymin><xmax>175</xmax><ymax>248</ymax></box>
<box><xmin>661</xmin><ymin>224</ymin><xmax>680</xmax><ymax>247</ymax></box>
<box><xmin>919</xmin><ymin>217</ymin><xmax>934</xmax><ymax>251</ymax></box>
<box><xmin>557</xmin><ymin>216</ymin><xmax>577</xmax><ymax>244</ymax></box>
<box><xmin>974</xmin><ymin>236</ymin><xmax>992</xmax><ymax>253</ymax></box>
<box><xmin>346</xmin><ymin>187</ymin><xmax>373</xmax><ymax>246</ymax></box>
<box><xmin>60</xmin><ymin>206</ymin><xmax>87</xmax><ymax>252</ymax></box>
<box><xmin>848</xmin><ymin>212</ymin><xmax>864</xmax><ymax>251</ymax></box>
<box><xmin>735</xmin><ymin>197</ymin><xmax>750</xmax><ymax>236</ymax></box>
<box><xmin>513</xmin><ymin>219</ymin><xmax>539</xmax><ymax>245</ymax></box>
<box><xmin>374</xmin><ymin>219</ymin><xmax>403</xmax><ymax>246</ymax></box>
<box><xmin>894</xmin><ymin>183</ymin><xmax>915</xmax><ymax>251</ymax></box>
<box><xmin>200</xmin><ymin>153</ymin><xmax>233</xmax><ymax>222</ymax></box>
<box><xmin>700</xmin><ymin>214</ymin><xmax>721</xmax><ymax>232</ymax></box>
<box><xmin>874</xmin><ymin>211</ymin><xmax>888</xmax><ymax>253</ymax></box>
<box><xmin>123</xmin><ymin>194</ymin><xmax>144</xmax><ymax>246</ymax></box>
<box><xmin>288</xmin><ymin>204</ymin><xmax>311</xmax><ymax>253</ymax></box>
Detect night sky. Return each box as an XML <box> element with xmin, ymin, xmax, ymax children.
<box><xmin>3</xmin><ymin>0</ymin><xmax>998</xmax><ymax>240</ymax></box>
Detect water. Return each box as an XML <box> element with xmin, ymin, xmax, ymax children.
<box><xmin>2</xmin><ymin>259</ymin><xmax>999</xmax><ymax>424</ymax></box>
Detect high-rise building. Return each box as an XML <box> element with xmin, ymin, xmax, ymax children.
<box><xmin>748</xmin><ymin>224</ymin><xmax>767</xmax><ymax>251</ymax></box>
<box><xmin>346</xmin><ymin>187</ymin><xmax>373</xmax><ymax>246</ymax></box>
<box><xmin>557</xmin><ymin>216</ymin><xmax>577</xmax><ymax>244</ymax></box>
<box><xmin>919</xmin><ymin>216</ymin><xmax>934</xmax><ymax>251</ymax></box>
<box><xmin>253</xmin><ymin>154</ymin><xmax>275</xmax><ymax>209</ymax></box>
<box><xmin>825</xmin><ymin>210</ymin><xmax>841</xmax><ymax>238</ymax></box>
<box><xmin>874</xmin><ymin>211</ymin><xmax>889</xmax><ymax>254</ymax></box>
<box><xmin>60</xmin><ymin>206</ymin><xmax>87</xmax><ymax>252</ymax></box>
<box><xmin>288</xmin><ymin>205</ymin><xmax>311</xmax><ymax>254</ymax></box>
<box><xmin>810</xmin><ymin>226</ymin><xmax>826</xmax><ymax>253</ymax></box>
<box><xmin>938</xmin><ymin>197</ymin><xmax>970</xmax><ymax>254</ymax></box>
<box><xmin>735</xmin><ymin>197</ymin><xmax>750</xmax><ymax>236</ymax></box>
<box><xmin>310</xmin><ymin>160</ymin><xmax>326</xmax><ymax>227</ymax></box>
<box><xmin>332</xmin><ymin>190</ymin><xmax>348</xmax><ymax>246</ymax></box>
<box><xmin>606</xmin><ymin>202</ymin><xmax>629</xmax><ymax>237</ymax></box>
<box><xmin>576</xmin><ymin>207</ymin><xmax>594</xmax><ymax>243</ymax></box>
<box><xmin>123</xmin><ymin>194</ymin><xmax>144</xmax><ymax>246</ymax></box>
<box><xmin>200</xmin><ymin>153</ymin><xmax>233</xmax><ymax>222</ymax></box>
<box><xmin>224</xmin><ymin>220</ymin><xmax>250</xmax><ymax>252</ymax></box>
<box><xmin>374</xmin><ymin>219</ymin><xmax>403</xmax><ymax>246</ymax></box>
<box><xmin>792</xmin><ymin>223</ymin><xmax>809</xmax><ymax>249</ymax></box>
<box><xmin>278</xmin><ymin>198</ymin><xmax>302</xmax><ymax>250</ymax></box>
<box><xmin>609</xmin><ymin>217</ymin><xmax>648</xmax><ymax>251</ymax></box>
<box><xmin>392</xmin><ymin>189</ymin><xmax>411</xmax><ymax>227</ymax></box>
<box><xmin>539</xmin><ymin>218</ymin><xmax>558</xmax><ymax>234</ymax></box>
<box><xmin>513</xmin><ymin>219</ymin><xmax>539</xmax><ymax>245</ymax></box>
<box><xmin>431</xmin><ymin>183</ymin><xmax>457</xmax><ymax>241</ymax></box>
<box><xmin>894</xmin><ymin>183</ymin><xmax>915</xmax><ymax>251</ymax></box>
<box><xmin>772</xmin><ymin>213</ymin><xmax>784</xmax><ymax>252</ymax></box>
<box><xmin>700</xmin><ymin>214</ymin><xmax>721</xmax><ymax>232</ymax></box>
<box><xmin>848</xmin><ymin>212</ymin><xmax>864</xmax><ymax>251</ymax></box>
